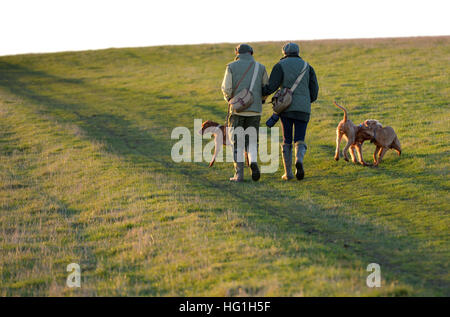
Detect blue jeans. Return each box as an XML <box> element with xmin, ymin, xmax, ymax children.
<box><xmin>280</xmin><ymin>117</ymin><xmax>308</xmax><ymax>145</ymax></box>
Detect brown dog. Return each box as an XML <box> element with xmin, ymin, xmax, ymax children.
<box><xmin>198</xmin><ymin>120</ymin><xmax>249</xmax><ymax>167</ymax></box>
<box><xmin>334</xmin><ymin>101</ymin><xmax>381</xmax><ymax>165</ymax></box>
<box><xmin>362</xmin><ymin>120</ymin><xmax>402</xmax><ymax>166</ymax></box>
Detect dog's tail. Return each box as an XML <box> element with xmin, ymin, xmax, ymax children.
<box><xmin>209</xmin><ymin>132</ymin><xmax>223</xmax><ymax>168</ymax></box>
<box><xmin>334</xmin><ymin>101</ymin><xmax>348</xmax><ymax>122</ymax></box>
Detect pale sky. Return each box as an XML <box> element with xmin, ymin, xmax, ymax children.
<box><xmin>1</xmin><ymin>0</ymin><xmax>449</xmax><ymax>56</ymax></box>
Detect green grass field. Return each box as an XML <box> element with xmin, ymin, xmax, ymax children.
<box><xmin>0</xmin><ymin>36</ymin><xmax>448</xmax><ymax>296</ymax></box>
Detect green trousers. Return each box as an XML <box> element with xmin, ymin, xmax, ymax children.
<box><xmin>228</xmin><ymin>115</ymin><xmax>261</xmax><ymax>163</ymax></box>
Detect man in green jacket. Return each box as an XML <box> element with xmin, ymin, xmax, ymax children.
<box><xmin>263</xmin><ymin>42</ymin><xmax>319</xmax><ymax>181</ymax></box>
<box><xmin>222</xmin><ymin>44</ymin><xmax>269</xmax><ymax>182</ymax></box>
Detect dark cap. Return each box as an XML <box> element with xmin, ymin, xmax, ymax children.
<box><xmin>282</xmin><ymin>42</ymin><xmax>300</xmax><ymax>56</ymax></box>
<box><xmin>235</xmin><ymin>43</ymin><xmax>253</xmax><ymax>55</ymax></box>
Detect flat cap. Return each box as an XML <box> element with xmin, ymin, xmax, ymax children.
<box><xmin>235</xmin><ymin>43</ymin><xmax>253</xmax><ymax>55</ymax></box>
<box><xmin>282</xmin><ymin>42</ymin><xmax>300</xmax><ymax>56</ymax></box>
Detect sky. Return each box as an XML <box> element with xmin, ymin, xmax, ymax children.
<box><xmin>1</xmin><ymin>0</ymin><xmax>449</xmax><ymax>56</ymax></box>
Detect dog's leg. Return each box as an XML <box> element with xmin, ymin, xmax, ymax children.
<box><xmin>375</xmin><ymin>147</ymin><xmax>388</xmax><ymax>165</ymax></box>
<box><xmin>355</xmin><ymin>144</ymin><xmax>368</xmax><ymax>166</ymax></box>
<box><xmin>343</xmin><ymin>143</ymin><xmax>351</xmax><ymax>162</ymax></box>
<box><xmin>244</xmin><ymin>151</ymin><xmax>250</xmax><ymax>167</ymax></box>
<box><xmin>349</xmin><ymin>145</ymin><xmax>357</xmax><ymax>163</ymax></box>
<box><xmin>373</xmin><ymin>146</ymin><xmax>385</xmax><ymax>166</ymax></box>
<box><xmin>342</xmin><ymin>135</ymin><xmax>353</xmax><ymax>162</ymax></box>
<box><xmin>209</xmin><ymin>134</ymin><xmax>222</xmax><ymax>167</ymax></box>
<box><xmin>342</xmin><ymin>129</ymin><xmax>355</xmax><ymax>162</ymax></box>
<box><xmin>373</xmin><ymin>145</ymin><xmax>381</xmax><ymax>165</ymax></box>
<box><xmin>334</xmin><ymin>130</ymin><xmax>342</xmax><ymax>161</ymax></box>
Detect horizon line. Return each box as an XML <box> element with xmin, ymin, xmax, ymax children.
<box><xmin>1</xmin><ymin>34</ymin><xmax>449</xmax><ymax>58</ymax></box>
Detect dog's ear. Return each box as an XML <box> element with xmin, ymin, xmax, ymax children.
<box><xmin>200</xmin><ymin>121</ymin><xmax>212</xmax><ymax>134</ymax></box>
<box><xmin>364</xmin><ymin>119</ymin><xmax>382</xmax><ymax>129</ymax></box>
<box><xmin>199</xmin><ymin>121</ymin><xmax>210</xmax><ymax>135</ymax></box>
<box><xmin>200</xmin><ymin>121</ymin><xmax>220</xmax><ymax>136</ymax></box>
<box><xmin>360</xmin><ymin>126</ymin><xmax>374</xmax><ymax>137</ymax></box>
<box><xmin>202</xmin><ymin>120</ymin><xmax>219</xmax><ymax>129</ymax></box>
<box><xmin>201</xmin><ymin>120</ymin><xmax>211</xmax><ymax>129</ymax></box>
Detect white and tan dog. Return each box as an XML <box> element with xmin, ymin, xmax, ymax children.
<box><xmin>198</xmin><ymin>120</ymin><xmax>249</xmax><ymax>167</ymax></box>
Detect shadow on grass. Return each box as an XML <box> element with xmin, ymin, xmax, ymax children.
<box><xmin>0</xmin><ymin>116</ymin><xmax>99</xmax><ymax>295</ymax></box>
<box><xmin>0</xmin><ymin>61</ymin><xmax>447</xmax><ymax>296</ymax></box>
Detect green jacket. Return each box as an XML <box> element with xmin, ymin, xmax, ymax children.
<box><xmin>263</xmin><ymin>55</ymin><xmax>319</xmax><ymax>121</ymax></box>
<box><xmin>223</xmin><ymin>53</ymin><xmax>268</xmax><ymax>114</ymax></box>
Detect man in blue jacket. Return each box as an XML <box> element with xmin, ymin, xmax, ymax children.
<box><xmin>263</xmin><ymin>42</ymin><xmax>319</xmax><ymax>180</ymax></box>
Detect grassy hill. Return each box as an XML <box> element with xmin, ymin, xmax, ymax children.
<box><xmin>0</xmin><ymin>36</ymin><xmax>448</xmax><ymax>296</ymax></box>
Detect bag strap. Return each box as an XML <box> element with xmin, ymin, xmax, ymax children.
<box><xmin>231</xmin><ymin>62</ymin><xmax>254</xmax><ymax>98</ymax></box>
<box><xmin>226</xmin><ymin>62</ymin><xmax>255</xmax><ymax>126</ymax></box>
<box><xmin>290</xmin><ymin>61</ymin><xmax>309</xmax><ymax>92</ymax></box>
<box><xmin>249</xmin><ymin>62</ymin><xmax>260</xmax><ymax>92</ymax></box>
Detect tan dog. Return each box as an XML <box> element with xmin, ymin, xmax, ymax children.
<box><xmin>334</xmin><ymin>101</ymin><xmax>382</xmax><ymax>165</ymax></box>
<box><xmin>363</xmin><ymin>120</ymin><xmax>402</xmax><ymax>166</ymax></box>
<box><xmin>198</xmin><ymin>120</ymin><xmax>249</xmax><ymax>167</ymax></box>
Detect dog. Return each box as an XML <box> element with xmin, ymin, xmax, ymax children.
<box><xmin>334</xmin><ymin>101</ymin><xmax>382</xmax><ymax>165</ymax></box>
<box><xmin>362</xmin><ymin>120</ymin><xmax>402</xmax><ymax>166</ymax></box>
<box><xmin>198</xmin><ymin>120</ymin><xmax>249</xmax><ymax>167</ymax></box>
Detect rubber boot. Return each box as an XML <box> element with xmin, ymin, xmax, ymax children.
<box><xmin>250</xmin><ymin>163</ymin><xmax>260</xmax><ymax>181</ymax></box>
<box><xmin>229</xmin><ymin>162</ymin><xmax>244</xmax><ymax>182</ymax></box>
<box><xmin>294</xmin><ymin>141</ymin><xmax>307</xmax><ymax>180</ymax></box>
<box><xmin>247</xmin><ymin>146</ymin><xmax>260</xmax><ymax>181</ymax></box>
<box><xmin>281</xmin><ymin>144</ymin><xmax>294</xmax><ymax>180</ymax></box>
